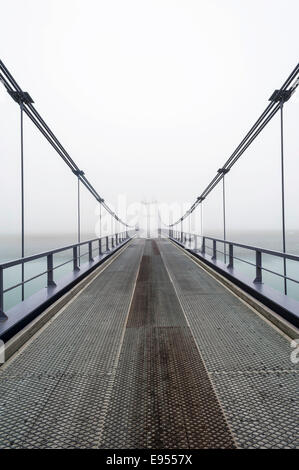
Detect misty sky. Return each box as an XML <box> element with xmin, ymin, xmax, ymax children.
<box><xmin>0</xmin><ymin>0</ymin><xmax>298</xmax><ymax>241</ymax></box>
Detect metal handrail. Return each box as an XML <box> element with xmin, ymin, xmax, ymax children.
<box><xmin>0</xmin><ymin>231</ymin><xmax>133</xmax><ymax>317</ymax></box>
<box><xmin>207</xmin><ymin>235</ymin><xmax>299</xmax><ymax>262</ymax></box>
<box><xmin>202</xmin><ymin>243</ymin><xmax>299</xmax><ymax>285</ymax></box>
<box><xmin>0</xmin><ymin>238</ymin><xmax>101</xmax><ymax>269</ymax></box>
<box><xmin>166</xmin><ymin>230</ymin><xmax>299</xmax><ymax>291</ymax></box>
<box><xmin>171</xmin><ymin>231</ymin><xmax>299</xmax><ymax>263</ymax></box>
<box><xmin>0</xmin><ymin>232</ymin><xmax>129</xmax><ymax>269</ymax></box>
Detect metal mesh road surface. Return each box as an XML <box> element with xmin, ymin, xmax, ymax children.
<box><xmin>0</xmin><ymin>240</ymin><xmax>144</xmax><ymax>448</ymax></box>
<box><xmin>0</xmin><ymin>238</ymin><xmax>297</xmax><ymax>448</ymax></box>
<box><xmin>158</xmin><ymin>239</ymin><xmax>298</xmax><ymax>449</ymax></box>
<box><xmin>98</xmin><ymin>240</ymin><xmax>235</xmax><ymax>449</ymax></box>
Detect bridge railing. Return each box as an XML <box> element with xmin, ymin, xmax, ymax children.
<box><xmin>162</xmin><ymin>229</ymin><xmax>299</xmax><ymax>327</ymax></box>
<box><xmin>0</xmin><ymin>231</ymin><xmax>133</xmax><ymax>319</ymax></box>
<box><xmin>168</xmin><ymin>229</ymin><xmax>299</xmax><ymax>290</ymax></box>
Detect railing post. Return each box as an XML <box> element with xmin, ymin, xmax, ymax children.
<box><xmin>254</xmin><ymin>250</ymin><xmax>262</xmax><ymax>283</ymax></box>
<box><xmin>89</xmin><ymin>242</ymin><xmax>94</xmax><ymax>261</ymax></box>
<box><xmin>0</xmin><ymin>267</ymin><xmax>8</xmax><ymax>321</ymax></box>
<box><xmin>47</xmin><ymin>254</ymin><xmax>56</xmax><ymax>287</ymax></box>
<box><xmin>194</xmin><ymin>235</ymin><xmax>198</xmax><ymax>251</ymax></box>
<box><xmin>99</xmin><ymin>238</ymin><xmax>102</xmax><ymax>256</ymax></box>
<box><xmin>116</xmin><ymin>234</ymin><xmax>119</xmax><ymax>245</ymax></box>
<box><xmin>73</xmin><ymin>246</ymin><xmax>79</xmax><ymax>271</ymax></box>
<box><xmin>211</xmin><ymin>240</ymin><xmax>217</xmax><ymax>260</ymax></box>
<box><xmin>227</xmin><ymin>244</ymin><xmax>234</xmax><ymax>269</ymax></box>
<box><xmin>106</xmin><ymin>236</ymin><xmax>110</xmax><ymax>252</ymax></box>
<box><xmin>111</xmin><ymin>235</ymin><xmax>115</xmax><ymax>249</ymax></box>
<box><xmin>201</xmin><ymin>237</ymin><xmax>206</xmax><ymax>255</ymax></box>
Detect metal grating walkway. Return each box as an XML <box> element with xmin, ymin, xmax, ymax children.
<box><xmin>0</xmin><ymin>240</ymin><xmax>144</xmax><ymax>448</ymax></box>
<box><xmin>99</xmin><ymin>240</ymin><xmax>235</xmax><ymax>449</ymax></box>
<box><xmin>0</xmin><ymin>239</ymin><xmax>298</xmax><ymax>449</ymax></box>
<box><xmin>158</xmin><ymin>239</ymin><xmax>298</xmax><ymax>449</ymax></box>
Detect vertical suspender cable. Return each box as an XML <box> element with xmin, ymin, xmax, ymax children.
<box><xmin>20</xmin><ymin>101</ymin><xmax>25</xmax><ymax>301</ymax></box>
<box><xmin>223</xmin><ymin>175</ymin><xmax>227</xmax><ymax>263</ymax></box>
<box><xmin>280</xmin><ymin>101</ymin><xmax>287</xmax><ymax>295</ymax></box>
<box><xmin>77</xmin><ymin>176</ymin><xmax>81</xmax><ymax>266</ymax></box>
<box><xmin>201</xmin><ymin>202</ymin><xmax>203</xmax><ymax>238</ymax></box>
<box><xmin>100</xmin><ymin>203</ymin><xmax>102</xmax><ymax>239</ymax></box>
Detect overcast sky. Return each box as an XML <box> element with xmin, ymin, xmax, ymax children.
<box><xmin>0</xmin><ymin>0</ymin><xmax>298</xmax><ymax>241</ymax></box>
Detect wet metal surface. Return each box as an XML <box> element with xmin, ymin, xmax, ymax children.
<box><xmin>0</xmin><ymin>240</ymin><xmax>144</xmax><ymax>448</ymax></box>
<box><xmin>99</xmin><ymin>240</ymin><xmax>235</xmax><ymax>448</ymax></box>
<box><xmin>0</xmin><ymin>239</ymin><xmax>297</xmax><ymax>449</ymax></box>
<box><xmin>158</xmin><ymin>239</ymin><xmax>299</xmax><ymax>449</ymax></box>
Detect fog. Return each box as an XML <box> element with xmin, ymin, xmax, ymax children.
<box><xmin>0</xmin><ymin>0</ymin><xmax>298</xmax><ymax>243</ymax></box>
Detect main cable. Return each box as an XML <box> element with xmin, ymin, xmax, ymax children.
<box><xmin>0</xmin><ymin>60</ymin><xmax>133</xmax><ymax>228</ymax></box>
<box><xmin>168</xmin><ymin>62</ymin><xmax>299</xmax><ymax>227</ymax></box>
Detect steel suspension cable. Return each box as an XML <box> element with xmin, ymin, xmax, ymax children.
<box><xmin>0</xmin><ymin>60</ymin><xmax>133</xmax><ymax>228</ymax></box>
<box><xmin>169</xmin><ymin>62</ymin><xmax>299</xmax><ymax>227</ymax></box>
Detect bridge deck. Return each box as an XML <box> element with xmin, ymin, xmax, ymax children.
<box><xmin>0</xmin><ymin>239</ymin><xmax>297</xmax><ymax>449</ymax></box>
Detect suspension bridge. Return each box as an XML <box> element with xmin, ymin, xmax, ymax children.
<box><xmin>0</xmin><ymin>61</ymin><xmax>298</xmax><ymax>449</ymax></box>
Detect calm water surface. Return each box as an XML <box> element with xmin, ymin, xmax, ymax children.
<box><xmin>0</xmin><ymin>231</ymin><xmax>299</xmax><ymax>311</ymax></box>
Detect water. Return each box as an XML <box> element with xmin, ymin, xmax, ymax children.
<box><xmin>0</xmin><ymin>233</ymin><xmax>96</xmax><ymax>311</ymax></box>
<box><xmin>198</xmin><ymin>230</ymin><xmax>299</xmax><ymax>302</ymax></box>
<box><xmin>175</xmin><ymin>229</ymin><xmax>299</xmax><ymax>303</ymax></box>
<box><xmin>0</xmin><ymin>231</ymin><xmax>299</xmax><ymax>312</ymax></box>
